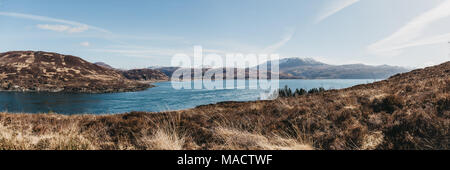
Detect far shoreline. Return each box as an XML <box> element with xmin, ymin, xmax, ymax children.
<box><xmin>0</xmin><ymin>78</ymin><xmax>381</xmax><ymax>95</ymax></box>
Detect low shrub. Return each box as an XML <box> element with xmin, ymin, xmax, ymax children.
<box><xmin>372</xmin><ymin>95</ymin><xmax>404</xmax><ymax>114</ymax></box>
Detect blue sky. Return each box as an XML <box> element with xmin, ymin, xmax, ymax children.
<box><xmin>0</xmin><ymin>0</ymin><xmax>449</xmax><ymax>69</ymax></box>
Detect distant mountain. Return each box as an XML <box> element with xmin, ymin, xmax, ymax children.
<box><xmin>153</xmin><ymin>67</ymin><xmax>277</xmax><ymax>80</ymax></box>
<box><xmin>121</xmin><ymin>69</ymin><xmax>169</xmax><ymax>82</ymax></box>
<box><xmin>0</xmin><ymin>51</ymin><xmax>151</xmax><ymax>93</ymax></box>
<box><xmin>278</xmin><ymin>57</ymin><xmax>326</xmax><ymax>67</ymax></box>
<box><xmin>93</xmin><ymin>62</ymin><xmax>170</xmax><ymax>82</ymax></box>
<box><xmin>152</xmin><ymin>67</ymin><xmax>180</xmax><ymax>78</ymax></box>
<box><xmin>94</xmin><ymin>62</ymin><xmax>114</xmax><ymax>69</ymax></box>
<box><xmin>152</xmin><ymin>58</ymin><xmax>409</xmax><ymax>80</ymax></box>
<box><xmin>258</xmin><ymin>58</ymin><xmax>409</xmax><ymax>79</ymax></box>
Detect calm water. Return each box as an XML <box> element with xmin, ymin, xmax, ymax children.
<box><xmin>0</xmin><ymin>79</ymin><xmax>376</xmax><ymax>115</ymax></box>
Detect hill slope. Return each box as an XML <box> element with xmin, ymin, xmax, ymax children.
<box><xmin>121</xmin><ymin>69</ymin><xmax>169</xmax><ymax>82</ymax></box>
<box><xmin>0</xmin><ymin>61</ymin><xmax>448</xmax><ymax>150</ymax></box>
<box><xmin>0</xmin><ymin>51</ymin><xmax>150</xmax><ymax>93</ymax></box>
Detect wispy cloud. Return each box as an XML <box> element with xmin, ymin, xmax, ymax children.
<box><xmin>262</xmin><ymin>27</ymin><xmax>296</xmax><ymax>53</ymax></box>
<box><xmin>367</xmin><ymin>0</ymin><xmax>450</xmax><ymax>55</ymax></box>
<box><xmin>377</xmin><ymin>33</ymin><xmax>450</xmax><ymax>52</ymax></box>
<box><xmin>37</xmin><ymin>24</ymin><xmax>89</xmax><ymax>33</ymax></box>
<box><xmin>0</xmin><ymin>12</ymin><xmax>110</xmax><ymax>33</ymax></box>
<box><xmin>316</xmin><ymin>0</ymin><xmax>360</xmax><ymax>23</ymax></box>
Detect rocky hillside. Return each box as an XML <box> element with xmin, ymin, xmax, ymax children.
<box><xmin>0</xmin><ymin>51</ymin><xmax>151</xmax><ymax>93</ymax></box>
<box><xmin>121</xmin><ymin>69</ymin><xmax>169</xmax><ymax>82</ymax></box>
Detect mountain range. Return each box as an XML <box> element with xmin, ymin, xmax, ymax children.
<box><xmin>152</xmin><ymin>57</ymin><xmax>409</xmax><ymax>80</ymax></box>
<box><xmin>259</xmin><ymin>58</ymin><xmax>409</xmax><ymax>79</ymax></box>
<box><xmin>0</xmin><ymin>51</ymin><xmax>410</xmax><ymax>93</ymax></box>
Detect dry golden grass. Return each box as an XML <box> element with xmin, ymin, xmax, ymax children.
<box><xmin>0</xmin><ymin>61</ymin><xmax>448</xmax><ymax>150</ymax></box>
<box><xmin>0</xmin><ymin>112</ymin><xmax>312</xmax><ymax>150</ymax></box>
<box><xmin>212</xmin><ymin>127</ymin><xmax>312</xmax><ymax>150</ymax></box>
<box><xmin>0</xmin><ymin>119</ymin><xmax>94</xmax><ymax>150</ymax></box>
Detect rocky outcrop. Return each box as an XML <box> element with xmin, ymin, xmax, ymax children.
<box><xmin>0</xmin><ymin>51</ymin><xmax>151</xmax><ymax>93</ymax></box>
<box><xmin>121</xmin><ymin>69</ymin><xmax>169</xmax><ymax>82</ymax></box>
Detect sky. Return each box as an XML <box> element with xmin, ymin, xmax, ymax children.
<box><xmin>0</xmin><ymin>0</ymin><xmax>449</xmax><ymax>69</ymax></box>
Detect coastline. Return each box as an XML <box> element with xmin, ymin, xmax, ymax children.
<box><xmin>0</xmin><ymin>77</ymin><xmax>379</xmax><ymax>94</ymax></box>
<box><xmin>0</xmin><ymin>81</ymin><xmax>155</xmax><ymax>94</ymax></box>
<box><xmin>0</xmin><ymin>85</ymin><xmax>152</xmax><ymax>94</ymax></box>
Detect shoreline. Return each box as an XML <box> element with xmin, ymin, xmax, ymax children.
<box><xmin>0</xmin><ymin>78</ymin><xmax>378</xmax><ymax>94</ymax></box>
<box><xmin>0</xmin><ymin>82</ymin><xmax>155</xmax><ymax>94</ymax></box>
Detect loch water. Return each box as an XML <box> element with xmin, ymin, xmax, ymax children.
<box><xmin>0</xmin><ymin>79</ymin><xmax>377</xmax><ymax>115</ymax></box>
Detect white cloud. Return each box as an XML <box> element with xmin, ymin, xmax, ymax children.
<box><xmin>379</xmin><ymin>33</ymin><xmax>450</xmax><ymax>52</ymax></box>
<box><xmin>37</xmin><ymin>24</ymin><xmax>70</xmax><ymax>32</ymax></box>
<box><xmin>316</xmin><ymin>0</ymin><xmax>360</xmax><ymax>23</ymax></box>
<box><xmin>368</xmin><ymin>0</ymin><xmax>450</xmax><ymax>55</ymax></box>
<box><xmin>37</xmin><ymin>24</ymin><xmax>89</xmax><ymax>33</ymax></box>
<box><xmin>80</xmin><ymin>42</ymin><xmax>90</xmax><ymax>47</ymax></box>
<box><xmin>0</xmin><ymin>12</ymin><xmax>110</xmax><ymax>33</ymax></box>
<box><xmin>67</xmin><ymin>25</ymin><xmax>89</xmax><ymax>33</ymax></box>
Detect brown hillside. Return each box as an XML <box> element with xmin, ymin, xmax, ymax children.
<box><xmin>0</xmin><ymin>61</ymin><xmax>448</xmax><ymax>150</ymax></box>
<box><xmin>0</xmin><ymin>51</ymin><xmax>150</xmax><ymax>93</ymax></box>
